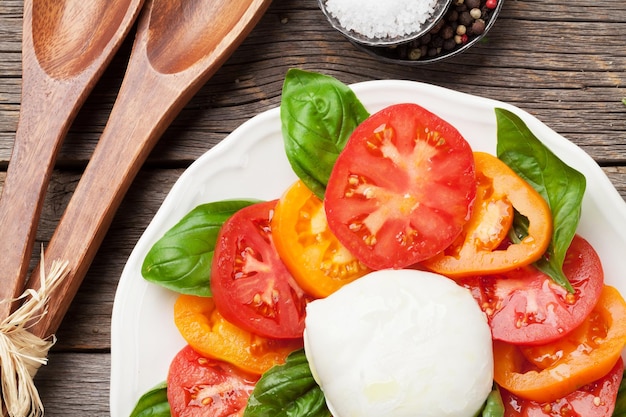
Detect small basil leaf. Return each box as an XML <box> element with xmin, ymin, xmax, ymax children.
<box><xmin>129</xmin><ymin>381</ymin><xmax>171</xmax><ymax>417</ymax></box>
<box><xmin>141</xmin><ymin>199</ymin><xmax>258</xmax><ymax>296</ymax></box>
<box><xmin>477</xmin><ymin>385</ymin><xmax>505</xmax><ymax>417</ymax></box>
<box><xmin>509</xmin><ymin>209</ymin><xmax>530</xmax><ymax>244</ymax></box>
<box><xmin>280</xmin><ymin>68</ymin><xmax>370</xmax><ymax>199</ymax></box>
<box><xmin>496</xmin><ymin>108</ymin><xmax>586</xmax><ymax>292</ymax></box>
<box><xmin>244</xmin><ymin>349</ymin><xmax>331</xmax><ymax>417</ymax></box>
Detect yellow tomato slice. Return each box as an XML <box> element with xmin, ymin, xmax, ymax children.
<box><xmin>422</xmin><ymin>152</ymin><xmax>552</xmax><ymax>278</ymax></box>
<box><xmin>271</xmin><ymin>180</ymin><xmax>370</xmax><ymax>298</ymax></box>
<box><xmin>173</xmin><ymin>294</ymin><xmax>302</xmax><ymax>375</ymax></box>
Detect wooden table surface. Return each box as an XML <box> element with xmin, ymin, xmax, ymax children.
<box><xmin>1</xmin><ymin>0</ymin><xmax>625</xmax><ymax>415</ymax></box>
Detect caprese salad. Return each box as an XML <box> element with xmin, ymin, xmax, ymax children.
<box><xmin>130</xmin><ymin>69</ymin><xmax>626</xmax><ymax>417</ymax></box>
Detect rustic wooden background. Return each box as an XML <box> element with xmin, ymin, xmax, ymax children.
<box><xmin>0</xmin><ymin>0</ymin><xmax>625</xmax><ymax>414</ymax></box>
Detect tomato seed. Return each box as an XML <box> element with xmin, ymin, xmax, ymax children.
<box><xmin>348</xmin><ymin>222</ymin><xmax>361</xmax><ymax>231</ymax></box>
<box><xmin>364</xmin><ymin>235</ymin><xmax>377</xmax><ymax>246</ymax></box>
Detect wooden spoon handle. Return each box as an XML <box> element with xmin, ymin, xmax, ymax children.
<box><xmin>0</xmin><ymin>83</ymin><xmax>74</xmax><ymax>316</ymax></box>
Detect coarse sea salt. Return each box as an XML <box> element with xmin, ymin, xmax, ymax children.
<box><xmin>324</xmin><ymin>0</ymin><xmax>439</xmax><ymax>40</ymax></box>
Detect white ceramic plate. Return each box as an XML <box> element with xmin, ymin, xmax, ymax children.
<box><xmin>110</xmin><ymin>80</ymin><xmax>626</xmax><ymax>415</ymax></box>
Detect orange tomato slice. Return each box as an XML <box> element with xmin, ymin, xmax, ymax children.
<box><xmin>173</xmin><ymin>294</ymin><xmax>302</xmax><ymax>375</ymax></box>
<box><xmin>271</xmin><ymin>180</ymin><xmax>370</xmax><ymax>298</ymax></box>
<box><xmin>422</xmin><ymin>152</ymin><xmax>552</xmax><ymax>278</ymax></box>
<box><xmin>493</xmin><ymin>285</ymin><xmax>626</xmax><ymax>403</ymax></box>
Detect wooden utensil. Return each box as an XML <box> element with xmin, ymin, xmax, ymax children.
<box><xmin>26</xmin><ymin>0</ymin><xmax>273</xmax><ymax>338</ymax></box>
<box><xmin>0</xmin><ymin>0</ymin><xmax>144</xmax><ymax>319</ymax></box>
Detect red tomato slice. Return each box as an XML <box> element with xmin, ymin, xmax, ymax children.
<box><xmin>500</xmin><ymin>358</ymin><xmax>623</xmax><ymax>417</ymax></box>
<box><xmin>211</xmin><ymin>200</ymin><xmax>308</xmax><ymax>339</ymax></box>
<box><xmin>325</xmin><ymin>103</ymin><xmax>476</xmax><ymax>270</ymax></box>
<box><xmin>167</xmin><ymin>345</ymin><xmax>259</xmax><ymax>417</ymax></box>
<box><xmin>493</xmin><ymin>285</ymin><xmax>626</xmax><ymax>403</ymax></box>
<box><xmin>460</xmin><ymin>234</ymin><xmax>604</xmax><ymax>345</ymax></box>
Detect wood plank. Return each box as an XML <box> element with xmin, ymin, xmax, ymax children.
<box><xmin>35</xmin><ymin>352</ymin><xmax>111</xmax><ymax>416</ymax></box>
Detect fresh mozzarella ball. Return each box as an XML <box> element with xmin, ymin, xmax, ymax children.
<box><xmin>304</xmin><ymin>269</ymin><xmax>493</xmax><ymax>417</ymax></box>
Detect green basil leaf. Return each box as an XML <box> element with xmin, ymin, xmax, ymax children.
<box><xmin>476</xmin><ymin>385</ymin><xmax>505</xmax><ymax>417</ymax></box>
<box><xmin>244</xmin><ymin>349</ymin><xmax>331</xmax><ymax>417</ymax></box>
<box><xmin>508</xmin><ymin>209</ymin><xmax>530</xmax><ymax>244</ymax></box>
<box><xmin>141</xmin><ymin>199</ymin><xmax>258</xmax><ymax>296</ymax></box>
<box><xmin>495</xmin><ymin>108</ymin><xmax>586</xmax><ymax>292</ymax></box>
<box><xmin>280</xmin><ymin>68</ymin><xmax>370</xmax><ymax>199</ymax></box>
<box><xmin>129</xmin><ymin>381</ymin><xmax>171</xmax><ymax>417</ymax></box>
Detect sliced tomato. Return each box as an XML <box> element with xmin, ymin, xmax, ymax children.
<box><xmin>422</xmin><ymin>152</ymin><xmax>552</xmax><ymax>277</ymax></box>
<box><xmin>324</xmin><ymin>103</ymin><xmax>476</xmax><ymax>270</ymax></box>
<box><xmin>459</xmin><ymin>234</ymin><xmax>604</xmax><ymax>345</ymax></box>
<box><xmin>500</xmin><ymin>358</ymin><xmax>623</xmax><ymax>416</ymax></box>
<box><xmin>211</xmin><ymin>200</ymin><xmax>308</xmax><ymax>339</ymax></box>
<box><xmin>519</xmin><ymin>307</ymin><xmax>606</xmax><ymax>370</ymax></box>
<box><xmin>272</xmin><ymin>180</ymin><xmax>370</xmax><ymax>298</ymax></box>
<box><xmin>174</xmin><ymin>294</ymin><xmax>303</xmax><ymax>375</ymax></box>
<box><xmin>493</xmin><ymin>285</ymin><xmax>626</xmax><ymax>403</ymax></box>
<box><xmin>167</xmin><ymin>345</ymin><xmax>259</xmax><ymax>417</ymax></box>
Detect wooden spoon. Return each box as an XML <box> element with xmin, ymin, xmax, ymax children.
<box><xmin>0</xmin><ymin>0</ymin><xmax>144</xmax><ymax>319</ymax></box>
<box><xmin>26</xmin><ymin>0</ymin><xmax>273</xmax><ymax>338</ymax></box>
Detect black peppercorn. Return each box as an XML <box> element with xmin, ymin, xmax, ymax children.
<box><xmin>459</xmin><ymin>11</ymin><xmax>473</xmax><ymax>26</ymax></box>
<box><xmin>441</xmin><ymin>25</ymin><xmax>454</xmax><ymax>40</ymax></box>
<box><xmin>431</xmin><ymin>36</ymin><xmax>444</xmax><ymax>49</ymax></box>
<box><xmin>470</xmin><ymin>18</ymin><xmax>486</xmax><ymax>35</ymax></box>
<box><xmin>447</xmin><ymin>9</ymin><xmax>459</xmax><ymax>22</ymax></box>
<box><xmin>443</xmin><ymin>38</ymin><xmax>457</xmax><ymax>50</ymax></box>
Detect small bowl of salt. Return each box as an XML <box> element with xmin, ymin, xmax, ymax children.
<box><xmin>318</xmin><ymin>0</ymin><xmax>453</xmax><ymax>47</ymax></box>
